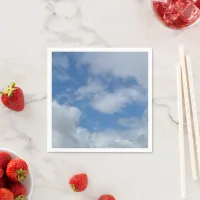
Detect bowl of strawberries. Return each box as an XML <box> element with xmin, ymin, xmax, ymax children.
<box><xmin>0</xmin><ymin>148</ymin><xmax>33</xmax><ymax>200</ymax></box>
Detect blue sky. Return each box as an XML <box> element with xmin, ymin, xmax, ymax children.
<box><xmin>52</xmin><ymin>51</ymin><xmax>149</xmax><ymax>148</ymax></box>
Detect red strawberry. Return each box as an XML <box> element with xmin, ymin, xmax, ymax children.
<box><xmin>0</xmin><ymin>168</ymin><xmax>4</xmax><ymax>178</ymax></box>
<box><xmin>69</xmin><ymin>173</ymin><xmax>88</xmax><ymax>192</ymax></box>
<box><xmin>6</xmin><ymin>159</ymin><xmax>28</xmax><ymax>183</ymax></box>
<box><xmin>98</xmin><ymin>194</ymin><xmax>116</xmax><ymax>200</ymax></box>
<box><xmin>0</xmin><ymin>176</ymin><xmax>8</xmax><ymax>188</ymax></box>
<box><xmin>0</xmin><ymin>152</ymin><xmax>11</xmax><ymax>169</ymax></box>
<box><xmin>0</xmin><ymin>82</ymin><xmax>24</xmax><ymax>111</ymax></box>
<box><xmin>0</xmin><ymin>188</ymin><xmax>14</xmax><ymax>200</ymax></box>
<box><xmin>9</xmin><ymin>183</ymin><xmax>27</xmax><ymax>200</ymax></box>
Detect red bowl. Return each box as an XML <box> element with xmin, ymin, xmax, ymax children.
<box><xmin>152</xmin><ymin>0</ymin><xmax>200</xmax><ymax>29</ymax></box>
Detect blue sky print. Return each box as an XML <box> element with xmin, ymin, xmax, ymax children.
<box><xmin>52</xmin><ymin>51</ymin><xmax>149</xmax><ymax>148</ymax></box>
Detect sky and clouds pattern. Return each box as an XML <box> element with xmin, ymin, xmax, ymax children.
<box><xmin>52</xmin><ymin>51</ymin><xmax>149</xmax><ymax>148</ymax></box>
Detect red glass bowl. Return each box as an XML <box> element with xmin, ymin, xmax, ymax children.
<box><xmin>152</xmin><ymin>0</ymin><xmax>200</xmax><ymax>29</ymax></box>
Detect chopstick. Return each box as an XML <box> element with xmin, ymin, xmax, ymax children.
<box><xmin>179</xmin><ymin>45</ymin><xmax>197</xmax><ymax>180</ymax></box>
<box><xmin>185</xmin><ymin>55</ymin><xmax>200</xmax><ymax>174</ymax></box>
<box><xmin>177</xmin><ymin>64</ymin><xmax>187</xmax><ymax>198</ymax></box>
<box><xmin>177</xmin><ymin>45</ymin><xmax>200</xmax><ymax>198</ymax></box>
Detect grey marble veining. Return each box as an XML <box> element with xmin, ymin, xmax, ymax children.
<box><xmin>1</xmin><ymin>0</ymin><xmax>200</xmax><ymax>199</ymax></box>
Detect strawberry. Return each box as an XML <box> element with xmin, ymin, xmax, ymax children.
<box><xmin>0</xmin><ymin>188</ymin><xmax>14</xmax><ymax>200</ymax></box>
<box><xmin>6</xmin><ymin>159</ymin><xmax>28</xmax><ymax>183</ymax></box>
<box><xmin>0</xmin><ymin>82</ymin><xmax>24</xmax><ymax>111</ymax></box>
<box><xmin>69</xmin><ymin>173</ymin><xmax>88</xmax><ymax>192</ymax></box>
<box><xmin>9</xmin><ymin>183</ymin><xmax>27</xmax><ymax>200</ymax></box>
<box><xmin>98</xmin><ymin>194</ymin><xmax>116</xmax><ymax>200</ymax></box>
<box><xmin>0</xmin><ymin>176</ymin><xmax>8</xmax><ymax>188</ymax></box>
<box><xmin>0</xmin><ymin>152</ymin><xmax>11</xmax><ymax>169</ymax></box>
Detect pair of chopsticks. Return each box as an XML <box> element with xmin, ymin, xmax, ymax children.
<box><xmin>177</xmin><ymin>45</ymin><xmax>200</xmax><ymax>198</ymax></box>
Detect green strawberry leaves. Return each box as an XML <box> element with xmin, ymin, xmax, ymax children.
<box><xmin>0</xmin><ymin>82</ymin><xmax>16</xmax><ymax>97</ymax></box>
<box><xmin>16</xmin><ymin>169</ymin><xmax>27</xmax><ymax>183</ymax></box>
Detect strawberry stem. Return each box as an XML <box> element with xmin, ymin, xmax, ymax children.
<box><xmin>15</xmin><ymin>195</ymin><xmax>26</xmax><ymax>200</ymax></box>
<box><xmin>70</xmin><ymin>184</ymin><xmax>78</xmax><ymax>192</ymax></box>
<box><xmin>16</xmin><ymin>169</ymin><xmax>27</xmax><ymax>183</ymax></box>
<box><xmin>1</xmin><ymin>82</ymin><xmax>17</xmax><ymax>97</ymax></box>
<box><xmin>11</xmin><ymin>82</ymin><xmax>16</xmax><ymax>88</ymax></box>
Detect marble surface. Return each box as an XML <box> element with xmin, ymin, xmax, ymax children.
<box><xmin>1</xmin><ymin>0</ymin><xmax>200</xmax><ymax>199</ymax></box>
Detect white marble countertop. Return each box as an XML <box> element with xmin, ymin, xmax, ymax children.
<box><xmin>1</xmin><ymin>0</ymin><xmax>200</xmax><ymax>199</ymax></box>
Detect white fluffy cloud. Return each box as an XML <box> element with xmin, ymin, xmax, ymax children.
<box><xmin>118</xmin><ymin>109</ymin><xmax>147</xmax><ymax>129</ymax></box>
<box><xmin>77</xmin><ymin>52</ymin><xmax>148</xmax><ymax>88</ymax></box>
<box><xmin>52</xmin><ymin>101</ymin><xmax>148</xmax><ymax>148</ymax></box>
<box><xmin>75</xmin><ymin>78</ymin><xmax>105</xmax><ymax>100</ymax></box>
<box><xmin>92</xmin><ymin>87</ymin><xmax>147</xmax><ymax>114</ymax></box>
<box><xmin>52</xmin><ymin>101</ymin><xmax>81</xmax><ymax>148</ymax></box>
<box><xmin>74</xmin><ymin>52</ymin><xmax>148</xmax><ymax>114</ymax></box>
<box><xmin>117</xmin><ymin>108</ymin><xmax>148</xmax><ymax>147</ymax></box>
<box><xmin>52</xmin><ymin>102</ymin><xmax>96</xmax><ymax>148</ymax></box>
<box><xmin>76</xmin><ymin>78</ymin><xmax>146</xmax><ymax>114</ymax></box>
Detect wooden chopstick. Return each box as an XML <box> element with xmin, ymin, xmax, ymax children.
<box><xmin>177</xmin><ymin>45</ymin><xmax>200</xmax><ymax>198</ymax></box>
<box><xmin>179</xmin><ymin>45</ymin><xmax>198</xmax><ymax>180</ymax></box>
<box><xmin>177</xmin><ymin>64</ymin><xmax>187</xmax><ymax>198</ymax></box>
<box><xmin>185</xmin><ymin>55</ymin><xmax>200</xmax><ymax>175</ymax></box>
